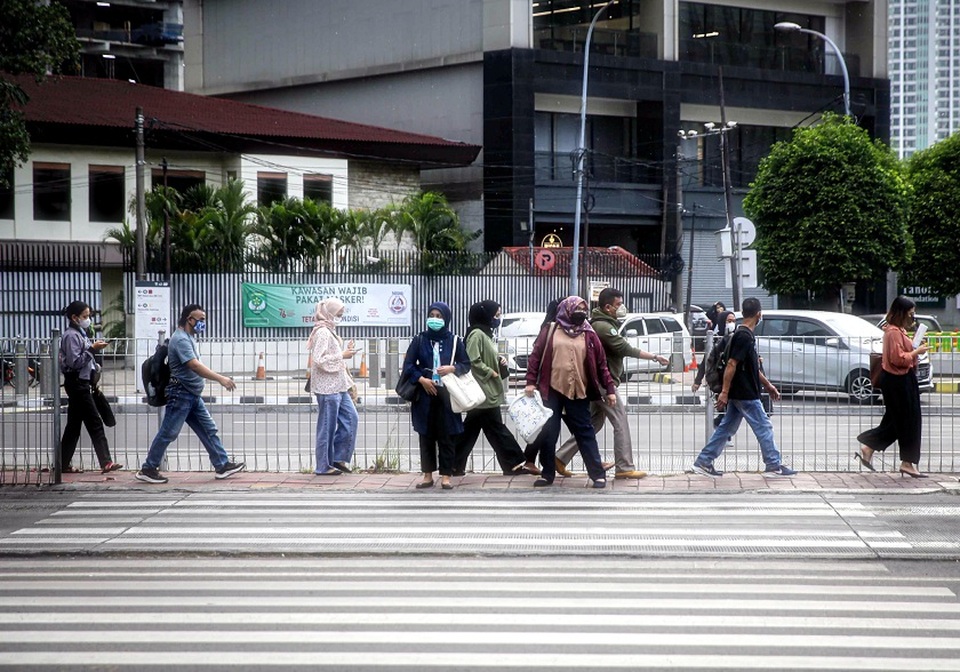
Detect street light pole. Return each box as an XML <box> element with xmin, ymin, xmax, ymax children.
<box><xmin>570</xmin><ymin>0</ymin><xmax>616</xmax><ymax>298</ymax></box>
<box><xmin>774</xmin><ymin>22</ymin><xmax>850</xmax><ymax>117</ymax></box>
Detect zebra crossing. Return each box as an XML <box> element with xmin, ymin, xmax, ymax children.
<box><xmin>1</xmin><ymin>557</ymin><xmax>960</xmax><ymax>670</ymax></box>
<box><xmin>0</xmin><ymin>492</ymin><xmax>955</xmax><ymax>557</ymax></box>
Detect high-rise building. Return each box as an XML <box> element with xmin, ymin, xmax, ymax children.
<box><xmin>888</xmin><ymin>0</ymin><xmax>960</xmax><ymax>157</ymax></box>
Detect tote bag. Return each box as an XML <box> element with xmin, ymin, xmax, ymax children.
<box><xmin>507</xmin><ymin>391</ymin><xmax>554</xmax><ymax>444</ymax></box>
<box><xmin>440</xmin><ymin>335</ymin><xmax>485</xmax><ymax>413</ymax></box>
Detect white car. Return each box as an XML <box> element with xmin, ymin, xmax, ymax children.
<box><xmin>749</xmin><ymin>309</ymin><xmax>932</xmax><ymax>401</ymax></box>
<box><xmin>499</xmin><ymin>310</ymin><xmax>689</xmax><ymax>380</ymax></box>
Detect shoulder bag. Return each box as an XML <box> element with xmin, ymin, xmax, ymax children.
<box><xmin>869</xmin><ymin>352</ymin><xmax>883</xmax><ymax>388</ymax></box>
<box><xmin>394</xmin><ymin>335</ymin><xmax>422</xmax><ymax>402</ymax></box>
<box><xmin>441</xmin><ymin>335</ymin><xmax>486</xmax><ymax>413</ymax></box>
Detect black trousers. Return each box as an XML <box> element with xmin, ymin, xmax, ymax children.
<box><xmin>61</xmin><ymin>376</ymin><xmax>112</xmax><ymax>469</ymax></box>
<box><xmin>857</xmin><ymin>370</ymin><xmax>922</xmax><ymax>464</ymax></box>
<box><xmin>454</xmin><ymin>406</ymin><xmax>526</xmax><ymax>474</ymax></box>
<box><xmin>418</xmin><ymin>393</ymin><xmax>458</xmax><ymax>476</ymax></box>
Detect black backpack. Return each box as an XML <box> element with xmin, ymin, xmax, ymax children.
<box><xmin>704</xmin><ymin>328</ymin><xmax>745</xmax><ymax>394</ymax></box>
<box><xmin>141</xmin><ymin>339</ymin><xmax>171</xmax><ymax>407</ymax></box>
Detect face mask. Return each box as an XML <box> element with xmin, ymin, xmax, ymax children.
<box><xmin>333</xmin><ymin>315</ymin><xmax>343</xmax><ymax>324</ymax></box>
<box><xmin>570</xmin><ymin>311</ymin><xmax>588</xmax><ymax>325</ymax></box>
<box><xmin>193</xmin><ymin>319</ymin><xmax>206</xmax><ymax>334</ymax></box>
<box><xmin>725</xmin><ymin>322</ymin><xmax>736</xmax><ymax>334</ymax></box>
<box><xmin>615</xmin><ymin>305</ymin><xmax>627</xmax><ymax>319</ymax></box>
<box><xmin>77</xmin><ymin>317</ymin><xmax>91</xmax><ymax>330</ymax></box>
<box><xmin>426</xmin><ymin>317</ymin><xmax>445</xmax><ymax>331</ymax></box>
<box><xmin>490</xmin><ymin>317</ymin><xmax>501</xmax><ymax>330</ymax></box>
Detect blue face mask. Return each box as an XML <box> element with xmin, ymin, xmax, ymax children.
<box><xmin>490</xmin><ymin>317</ymin><xmax>501</xmax><ymax>330</ymax></box>
<box><xmin>193</xmin><ymin>319</ymin><xmax>206</xmax><ymax>334</ymax></box>
<box><xmin>426</xmin><ymin>317</ymin><xmax>445</xmax><ymax>331</ymax></box>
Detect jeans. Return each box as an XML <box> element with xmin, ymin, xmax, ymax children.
<box><xmin>696</xmin><ymin>398</ymin><xmax>782</xmax><ymax>467</ymax></box>
<box><xmin>314</xmin><ymin>391</ymin><xmax>359</xmax><ymax>473</ymax></box>
<box><xmin>144</xmin><ymin>386</ymin><xmax>229</xmax><ymax>471</ymax></box>
<box><xmin>538</xmin><ymin>390</ymin><xmax>605</xmax><ymax>482</ymax></box>
<box><xmin>555</xmin><ymin>388</ymin><xmax>634</xmax><ymax>471</ymax></box>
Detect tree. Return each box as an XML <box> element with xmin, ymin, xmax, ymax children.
<box><xmin>0</xmin><ymin>0</ymin><xmax>80</xmax><ymax>187</ymax></box>
<box><xmin>742</xmin><ymin>114</ymin><xmax>911</xmax><ymax>302</ymax></box>
<box><xmin>900</xmin><ymin>131</ymin><xmax>960</xmax><ymax>297</ymax></box>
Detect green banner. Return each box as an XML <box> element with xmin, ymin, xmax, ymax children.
<box><xmin>241</xmin><ymin>282</ymin><xmax>412</xmax><ymax>328</ymax></box>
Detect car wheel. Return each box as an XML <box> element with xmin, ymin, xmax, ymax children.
<box><xmin>846</xmin><ymin>368</ymin><xmax>878</xmax><ymax>403</ymax></box>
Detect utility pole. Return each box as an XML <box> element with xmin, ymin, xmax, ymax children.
<box><xmin>135</xmin><ymin>107</ymin><xmax>147</xmax><ymax>280</ymax></box>
<box><xmin>162</xmin><ymin>157</ymin><xmax>170</xmax><ymax>282</ymax></box>
<box><xmin>673</xmin><ymin>140</ymin><xmax>684</xmax><ymax>312</ymax></box>
<box><xmin>718</xmin><ymin>68</ymin><xmax>740</xmax><ymax>309</ymax></box>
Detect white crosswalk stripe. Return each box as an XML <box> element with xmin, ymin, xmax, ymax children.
<box><xmin>0</xmin><ymin>493</ymin><xmax>924</xmax><ymax>556</ymax></box>
<box><xmin>1</xmin><ymin>558</ymin><xmax>959</xmax><ymax>670</ymax></box>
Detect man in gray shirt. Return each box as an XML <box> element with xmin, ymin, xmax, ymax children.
<box><xmin>136</xmin><ymin>304</ymin><xmax>245</xmax><ymax>484</ymax></box>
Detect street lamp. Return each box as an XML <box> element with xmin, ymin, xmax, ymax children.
<box><xmin>774</xmin><ymin>21</ymin><xmax>850</xmax><ymax>118</ymax></box>
<box><xmin>570</xmin><ymin>0</ymin><xmax>617</xmax><ymax>298</ymax></box>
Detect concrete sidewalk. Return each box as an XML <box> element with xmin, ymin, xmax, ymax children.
<box><xmin>53</xmin><ymin>468</ymin><xmax>960</xmax><ymax>494</ymax></box>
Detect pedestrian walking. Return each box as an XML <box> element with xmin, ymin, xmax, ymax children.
<box><xmin>856</xmin><ymin>296</ymin><xmax>929</xmax><ymax>478</ymax></box>
<box><xmin>692</xmin><ymin>310</ymin><xmax>736</xmax><ymax>445</ymax></box>
<box><xmin>453</xmin><ymin>300</ymin><xmax>532</xmax><ymax>476</ymax></box>
<box><xmin>136</xmin><ymin>304</ymin><xmax>245</xmax><ymax>484</ymax></box>
<box><xmin>58</xmin><ymin>301</ymin><xmax>121</xmax><ymax>474</ymax></box>
<box><xmin>524</xmin><ymin>296</ymin><xmax>617</xmax><ymax>488</ymax></box>
<box><xmin>520</xmin><ymin>297</ymin><xmax>564</xmax><ymax>474</ymax></box>
<box><xmin>691</xmin><ymin>297</ymin><xmax>796</xmax><ymax>478</ymax></box>
<box><xmin>555</xmin><ymin>288</ymin><xmax>665</xmax><ymax>480</ymax></box>
<box><xmin>403</xmin><ymin>301</ymin><xmax>471</xmax><ymax>490</ymax></box>
<box><xmin>307</xmin><ymin>299</ymin><xmax>359</xmax><ymax>476</ymax></box>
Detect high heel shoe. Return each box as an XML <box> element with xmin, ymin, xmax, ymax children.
<box><xmin>853</xmin><ymin>451</ymin><xmax>875</xmax><ymax>472</ymax></box>
<box><xmin>899</xmin><ymin>468</ymin><xmax>928</xmax><ymax>479</ymax></box>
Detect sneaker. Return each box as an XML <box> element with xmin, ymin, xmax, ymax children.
<box><xmin>215</xmin><ymin>461</ymin><xmax>246</xmax><ymax>479</ymax></box>
<box><xmin>764</xmin><ymin>464</ymin><xmax>797</xmax><ymax>477</ymax></box>
<box><xmin>135</xmin><ymin>467</ymin><xmax>168</xmax><ymax>484</ymax></box>
<box><xmin>691</xmin><ymin>461</ymin><xmax>723</xmax><ymax>478</ymax></box>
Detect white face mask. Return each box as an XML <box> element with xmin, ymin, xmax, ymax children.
<box><xmin>725</xmin><ymin>322</ymin><xmax>736</xmax><ymax>334</ymax></box>
<box><xmin>615</xmin><ymin>305</ymin><xmax>627</xmax><ymax>319</ymax></box>
<box><xmin>77</xmin><ymin>317</ymin><xmax>92</xmax><ymax>330</ymax></box>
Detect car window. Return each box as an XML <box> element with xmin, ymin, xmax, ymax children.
<box><xmin>621</xmin><ymin>319</ymin><xmax>644</xmax><ymax>336</ymax></box>
<box><xmin>501</xmin><ymin>318</ymin><xmax>522</xmax><ymax>330</ymax></box>
<box><xmin>793</xmin><ymin>320</ymin><xmax>831</xmax><ymax>345</ymax></box>
<box><xmin>660</xmin><ymin>316</ymin><xmax>683</xmax><ymax>333</ymax></box>
<box><xmin>756</xmin><ymin>318</ymin><xmax>789</xmax><ymax>337</ymax></box>
<box><xmin>644</xmin><ymin>318</ymin><xmax>667</xmax><ymax>335</ymax></box>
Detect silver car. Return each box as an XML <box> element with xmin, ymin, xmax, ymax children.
<box><xmin>751</xmin><ymin>310</ymin><xmax>933</xmax><ymax>402</ymax></box>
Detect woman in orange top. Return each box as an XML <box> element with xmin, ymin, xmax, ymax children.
<box><xmin>856</xmin><ymin>296</ymin><xmax>929</xmax><ymax>477</ymax></box>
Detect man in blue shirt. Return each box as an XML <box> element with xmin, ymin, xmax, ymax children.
<box><xmin>136</xmin><ymin>304</ymin><xmax>245</xmax><ymax>484</ymax></box>
<box><xmin>691</xmin><ymin>297</ymin><xmax>796</xmax><ymax>478</ymax></box>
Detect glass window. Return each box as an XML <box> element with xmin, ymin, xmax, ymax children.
<box><xmin>644</xmin><ymin>318</ymin><xmax>667</xmax><ymax>334</ymax></box>
<box><xmin>0</xmin><ymin>168</ymin><xmax>13</xmax><ymax>220</ymax></box>
<box><xmin>89</xmin><ymin>165</ymin><xmax>125</xmax><ymax>222</ymax></box>
<box><xmin>756</xmin><ymin>318</ymin><xmax>789</xmax><ymax>337</ymax></box>
<box><xmin>303</xmin><ymin>174</ymin><xmax>333</xmax><ymax>204</ymax></box>
<box><xmin>257</xmin><ymin>172</ymin><xmax>287</xmax><ymax>207</ymax></box>
<box><xmin>660</xmin><ymin>316</ymin><xmax>684</xmax><ymax>333</ymax></box>
<box><xmin>151</xmin><ymin>169</ymin><xmax>205</xmax><ymax>195</ymax></box>
<box><xmin>33</xmin><ymin>162</ymin><xmax>71</xmax><ymax>221</ymax></box>
<box><xmin>622</xmin><ymin>319</ymin><xmax>644</xmax><ymax>336</ymax></box>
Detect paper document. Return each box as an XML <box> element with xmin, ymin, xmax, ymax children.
<box><xmin>913</xmin><ymin>323</ymin><xmax>928</xmax><ymax>348</ymax></box>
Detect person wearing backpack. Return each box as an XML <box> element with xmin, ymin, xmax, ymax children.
<box><xmin>136</xmin><ymin>304</ymin><xmax>245</xmax><ymax>484</ymax></box>
<box><xmin>691</xmin><ymin>298</ymin><xmax>796</xmax><ymax>478</ymax></box>
<box><xmin>58</xmin><ymin>301</ymin><xmax>122</xmax><ymax>474</ymax></box>
<box><xmin>692</xmin><ymin>310</ymin><xmax>736</xmax><ymax>445</ymax></box>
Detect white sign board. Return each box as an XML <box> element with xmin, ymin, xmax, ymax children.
<box><xmin>135</xmin><ymin>281</ymin><xmax>171</xmax><ymax>391</ymax></box>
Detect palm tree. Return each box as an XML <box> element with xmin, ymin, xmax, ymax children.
<box><xmin>398</xmin><ymin>192</ymin><xmax>480</xmax><ymax>273</ymax></box>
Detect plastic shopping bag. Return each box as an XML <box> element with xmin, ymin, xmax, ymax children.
<box><xmin>507</xmin><ymin>391</ymin><xmax>553</xmax><ymax>445</ymax></box>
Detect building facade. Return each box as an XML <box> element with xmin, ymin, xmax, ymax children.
<box><xmin>183</xmin><ymin>0</ymin><xmax>889</xmax><ymax>311</ymax></box>
<box><xmin>888</xmin><ymin>0</ymin><xmax>960</xmax><ymax>158</ymax></box>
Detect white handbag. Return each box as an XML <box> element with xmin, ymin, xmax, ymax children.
<box><xmin>507</xmin><ymin>391</ymin><xmax>554</xmax><ymax>444</ymax></box>
<box><xmin>441</xmin><ymin>335</ymin><xmax>486</xmax><ymax>413</ymax></box>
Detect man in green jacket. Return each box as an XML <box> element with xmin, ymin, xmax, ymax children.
<box><xmin>555</xmin><ymin>288</ymin><xmax>668</xmax><ymax>479</ymax></box>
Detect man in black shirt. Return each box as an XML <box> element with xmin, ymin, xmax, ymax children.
<box><xmin>691</xmin><ymin>297</ymin><xmax>796</xmax><ymax>478</ymax></box>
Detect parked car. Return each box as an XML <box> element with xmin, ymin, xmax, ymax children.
<box><xmin>858</xmin><ymin>313</ymin><xmax>943</xmax><ymax>334</ymax></box>
<box><xmin>749</xmin><ymin>310</ymin><xmax>933</xmax><ymax>401</ymax></box>
<box><xmin>686</xmin><ymin>304</ymin><xmax>709</xmax><ymax>350</ymax></box>
<box><xmin>500</xmin><ymin>310</ymin><xmax>690</xmax><ymax>379</ymax></box>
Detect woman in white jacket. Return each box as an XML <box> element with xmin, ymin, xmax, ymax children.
<box><xmin>307</xmin><ymin>299</ymin><xmax>358</xmax><ymax>475</ymax></box>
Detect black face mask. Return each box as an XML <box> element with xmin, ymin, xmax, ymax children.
<box><xmin>570</xmin><ymin>311</ymin><xmax>588</xmax><ymax>325</ymax></box>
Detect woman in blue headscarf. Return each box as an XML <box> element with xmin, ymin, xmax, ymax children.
<box><xmin>401</xmin><ymin>301</ymin><xmax>471</xmax><ymax>490</ymax></box>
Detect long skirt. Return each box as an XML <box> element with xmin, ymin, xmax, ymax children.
<box><xmin>856</xmin><ymin>370</ymin><xmax>921</xmax><ymax>464</ymax></box>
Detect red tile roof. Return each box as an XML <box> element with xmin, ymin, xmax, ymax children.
<box><xmin>499</xmin><ymin>246</ymin><xmax>661</xmax><ymax>277</ymax></box>
<box><xmin>12</xmin><ymin>75</ymin><xmax>480</xmax><ymax>166</ymax></box>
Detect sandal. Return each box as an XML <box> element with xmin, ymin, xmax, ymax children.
<box><xmin>62</xmin><ymin>465</ymin><xmax>84</xmax><ymax>474</ymax></box>
<box><xmin>101</xmin><ymin>462</ymin><xmax>123</xmax><ymax>474</ymax></box>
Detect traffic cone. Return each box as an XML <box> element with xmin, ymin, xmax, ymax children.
<box><xmin>686</xmin><ymin>348</ymin><xmax>698</xmax><ymax>373</ymax></box>
<box><xmin>358</xmin><ymin>351</ymin><xmax>368</xmax><ymax>378</ymax></box>
<box><xmin>255</xmin><ymin>352</ymin><xmax>266</xmax><ymax>380</ymax></box>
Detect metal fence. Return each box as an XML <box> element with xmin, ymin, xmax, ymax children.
<box><xmin>2</xmin><ymin>334</ymin><xmax>958</xmax><ymax>485</ymax></box>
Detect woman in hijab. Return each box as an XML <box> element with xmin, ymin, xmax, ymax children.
<box><xmin>453</xmin><ymin>300</ymin><xmax>531</xmax><ymax>476</ymax></box>
<box><xmin>524</xmin><ymin>295</ymin><xmax>617</xmax><ymax>488</ymax></box>
<box><xmin>402</xmin><ymin>301</ymin><xmax>471</xmax><ymax>490</ymax></box>
<box><xmin>307</xmin><ymin>299</ymin><xmax>359</xmax><ymax>476</ymax></box>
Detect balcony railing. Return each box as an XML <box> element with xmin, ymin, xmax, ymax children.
<box><xmin>535</xmin><ymin>151</ymin><xmax>658</xmax><ymax>185</ymax></box>
<box><xmin>534</xmin><ymin>27</ymin><xmax>658</xmax><ymax>59</ymax></box>
<box><xmin>76</xmin><ymin>22</ymin><xmax>183</xmax><ymax>47</ymax></box>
